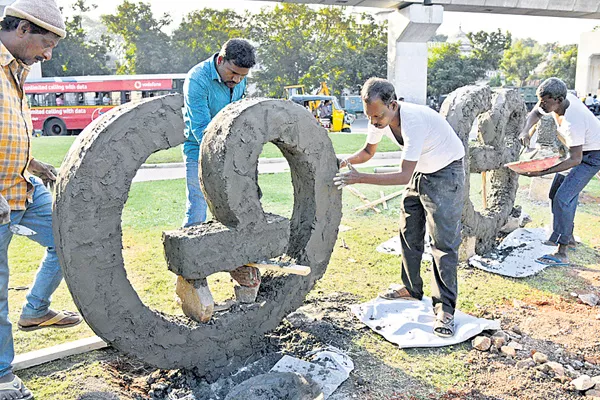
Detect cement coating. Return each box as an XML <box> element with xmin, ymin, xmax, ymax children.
<box><xmin>54</xmin><ymin>95</ymin><xmax>342</xmax><ymax>378</ymax></box>
<box><xmin>441</xmin><ymin>87</ymin><xmax>526</xmax><ymax>254</ymax></box>
<box><xmin>224</xmin><ymin>372</ymin><xmax>323</xmax><ymax>400</ymax></box>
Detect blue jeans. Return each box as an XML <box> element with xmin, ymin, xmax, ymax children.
<box><xmin>549</xmin><ymin>150</ymin><xmax>600</xmax><ymax>245</ymax></box>
<box><xmin>0</xmin><ymin>177</ymin><xmax>63</xmax><ymax>377</ymax></box>
<box><xmin>183</xmin><ymin>140</ymin><xmax>208</xmax><ymax>227</ymax></box>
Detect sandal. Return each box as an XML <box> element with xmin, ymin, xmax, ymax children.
<box><xmin>0</xmin><ymin>375</ymin><xmax>33</xmax><ymax>400</ymax></box>
<box><xmin>379</xmin><ymin>284</ymin><xmax>420</xmax><ymax>301</ymax></box>
<box><xmin>18</xmin><ymin>310</ymin><xmax>83</xmax><ymax>332</ymax></box>
<box><xmin>433</xmin><ymin>311</ymin><xmax>455</xmax><ymax>338</ymax></box>
<box><xmin>535</xmin><ymin>254</ymin><xmax>569</xmax><ymax>266</ymax></box>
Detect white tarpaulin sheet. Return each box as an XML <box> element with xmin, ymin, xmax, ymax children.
<box><xmin>271</xmin><ymin>347</ymin><xmax>354</xmax><ymax>399</ymax></box>
<box><xmin>351</xmin><ymin>296</ymin><xmax>500</xmax><ymax>348</ymax></box>
<box><xmin>469</xmin><ymin>228</ymin><xmax>564</xmax><ymax>278</ymax></box>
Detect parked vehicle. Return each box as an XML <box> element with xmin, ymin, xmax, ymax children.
<box><xmin>289</xmin><ymin>94</ymin><xmax>355</xmax><ymax>132</ymax></box>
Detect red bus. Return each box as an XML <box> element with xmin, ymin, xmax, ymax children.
<box><xmin>24</xmin><ymin>74</ymin><xmax>186</xmax><ymax>136</ymax></box>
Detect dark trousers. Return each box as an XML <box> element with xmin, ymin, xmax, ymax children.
<box><xmin>399</xmin><ymin>159</ymin><xmax>465</xmax><ymax>315</ymax></box>
<box><xmin>549</xmin><ymin>150</ymin><xmax>600</xmax><ymax>245</ymax></box>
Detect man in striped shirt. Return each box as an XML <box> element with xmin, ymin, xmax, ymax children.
<box><xmin>0</xmin><ymin>1</ymin><xmax>81</xmax><ymax>398</ymax></box>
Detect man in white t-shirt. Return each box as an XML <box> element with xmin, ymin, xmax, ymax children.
<box><xmin>334</xmin><ymin>78</ymin><xmax>465</xmax><ymax>338</ymax></box>
<box><xmin>519</xmin><ymin>77</ymin><xmax>600</xmax><ymax>266</ymax></box>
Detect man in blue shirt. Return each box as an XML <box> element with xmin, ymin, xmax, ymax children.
<box><xmin>183</xmin><ymin>38</ymin><xmax>256</xmax><ymax>227</ymax></box>
<box><xmin>183</xmin><ymin>39</ymin><xmax>260</xmax><ymax>294</ymax></box>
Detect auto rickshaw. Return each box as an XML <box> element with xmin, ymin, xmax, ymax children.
<box><xmin>289</xmin><ymin>94</ymin><xmax>355</xmax><ymax>132</ymax></box>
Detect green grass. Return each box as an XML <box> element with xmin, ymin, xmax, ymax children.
<box><xmin>9</xmin><ymin>171</ymin><xmax>600</xmax><ymax>396</ymax></box>
<box><xmin>31</xmin><ymin>134</ymin><xmax>400</xmax><ymax>167</ymax></box>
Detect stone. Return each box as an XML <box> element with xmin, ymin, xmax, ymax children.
<box><xmin>491</xmin><ymin>331</ymin><xmax>509</xmax><ymax>348</ymax></box>
<box><xmin>472</xmin><ymin>336</ymin><xmax>492</xmax><ymax>351</ymax></box>
<box><xmin>572</xmin><ymin>360</ymin><xmax>585</xmax><ymax>370</ymax></box>
<box><xmin>500</xmin><ymin>216</ymin><xmax>520</xmax><ymax>234</ymax></box>
<box><xmin>501</xmin><ymin>346</ymin><xmax>517</xmax><ymax>358</ymax></box>
<box><xmin>586</xmin><ymin>389</ymin><xmax>600</xmax><ymax>399</ymax></box>
<box><xmin>592</xmin><ymin>375</ymin><xmax>600</xmax><ymax>385</ymax></box>
<box><xmin>579</xmin><ymin>293</ymin><xmax>600</xmax><ymax>307</ymax></box>
<box><xmin>516</xmin><ymin>359</ymin><xmax>535</xmax><ymax>369</ymax></box>
<box><xmin>571</xmin><ymin>375</ymin><xmax>595</xmax><ymax>391</ymax></box>
<box><xmin>175</xmin><ymin>277</ymin><xmax>214</xmax><ymax>323</ymax></box>
<box><xmin>507</xmin><ymin>341</ymin><xmax>524</xmax><ymax>351</ymax></box>
<box><xmin>546</xmin><ymin>361</ymin><xmax>566</xmax><ymax>376</ymax></box>
<box><xmin>224</xmin><ymin>372</ymin><xmax>323</xmax><ymax>400</ymax></box>
<box><xmin>234</xmin><ymin>285</ymin><xmax>259</xmax><ymax>304</ymax></box>
<box><xmin>533</xmin><ymin>352</ymin><xmax>549</xmax><ymax>364</ymax></box>
<box><xmin>511</xmin><ymin>324</ymin><xmax>522</xmax><ymax>334</ymax></box>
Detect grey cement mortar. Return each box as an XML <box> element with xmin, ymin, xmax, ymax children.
<box><xmin>54</xmin><ymin>95</ymin><xmax>342</xmax><ymax>378</ymax></box>
<box><xmin>224</xmin><ymin>372</ymin><xmax>323</xmax><ymax>400</ymax></box>
<box><xmin>441</xmin><ymin>87</ymin><xmax>526</xmax><ymax>254</ymax></box>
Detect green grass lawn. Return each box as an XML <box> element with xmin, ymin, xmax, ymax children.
<box><xmin>30</xmin><ymin>134</ymin><xmax>400</xmax><ymax>168</ymax></box>
<box><xmin>9</xmin><ymin>170</ymin><xmax>600</xmax><ymax>396</ymax></box>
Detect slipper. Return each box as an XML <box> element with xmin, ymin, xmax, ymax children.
<box><xmin>18</xmin><ymin>310</ymin><xmax>83</xmax><ymax>332</ymax></box>
<box><xmin>0</xmin><ymin>375</ymin><xmax>33</xmax><ymax>400</ymax></box>
<box><xmin>378</xmin><ymin>284</ymin><xmax>420</xmax><ymax>301</ymax></box>
<box><xmin>433</xmin><ymin>311</ymin><xmax>455</xmax><ymax>338</ymax></box>
<box><xmin>535</xmin><ymin>254</ymin><xmax>569</xmax><ymax>267</ymax></box>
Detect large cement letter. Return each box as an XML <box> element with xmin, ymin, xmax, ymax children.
<box><xmin>53</xmin><ymin>95</ymin><xmax>342</xmax><ymax>378</ymax></box>
<box><xmin>441</xmin><ymin>86</ymin><xmax>526</xmax><ymax>254</ymax></box>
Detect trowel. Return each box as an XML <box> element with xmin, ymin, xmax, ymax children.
<box><xmin>519</xmin><ymin>146</ymin><xmax>539</xmax><ymax>162</ymax></box>
<box><xmin>9</xmin><ymin>224</ymin><xmax>36</xmax><ymax>236</ymax></box>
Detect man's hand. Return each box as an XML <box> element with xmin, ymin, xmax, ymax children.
<box><xmin>28</xmin><ymin>159</ymin><xmax>57</xmax><ymax>186</ymax></box>
<box><xmin>333</xmin><ymin>163</ymin><xmax>362</xmax><ymax>189</ymax></box>
<box><xmin>518</xmin><ymin>130</ymin><xmax>531</xmax><ymax>148</ymax></box>
<box><xmin>519</xmin><ymin>170</ymin><xmax>544</xmax><ymax>178</ymax></box>
<box><xmin>338</xmin><ymin>158</ymin><xmax>349</xmax><ymax>169</ymax></box>
<box><xmin>0</xmin><ymin>194</ymin><xmax>9</xmax><ymax>225</ymax></box>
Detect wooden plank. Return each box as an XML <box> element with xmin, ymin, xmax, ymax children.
<box><xmin>482</xmin><ymin>171</ymin><xmax>488</xmax><ymax>209</ymax></box>
<box><xmin>13</xmin><ymin>336</ymin><xmax>107</xmax><ymax>371</ymax></box>
<box><xmin>345</xmin><ymin>186</ymin><xmax>380</xmax><ymax>213</ymax></box>
<box><xmin>380</xmin><ymin>191</ymin><xmax>388</xmax><ymax>210</ymax></box>
<box><xmin>354</xmin><ymin>191</ymin><xmax>403</xmax><ymax>212</ymax></box>
<box><xmin>247</xmin><ymin>263</ymin><xmax>311</xmax><ymax>276</ymax></box>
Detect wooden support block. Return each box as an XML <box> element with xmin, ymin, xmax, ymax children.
<box><xmin>175</xmin><ymin>276</ymin><xmax>214</xmax><ymax>323</ymax></box>
<box><xmin>354</xmin><ymin>190</ymin><xmax>403</xmax><ymax>212</ymax></box>
<box><xmin>380</xmin><ymin>191</ymin><xmax>388</xmax><ymax>210</ymax></box>
<box><xmin>345</xmin><ymin>186</ymin><xmax>381</xmax><ymax>213</ymax></box>
<box><xmin>234</xmin><ymin>285</ymin><xmax>259</xmax><ymax>304</ymax></box>
<box><xmin>13</xmin><ymin>336</ymin><xmax>107</xmax><ymax>371</ymax></box>
<box><xmin>247</xmin><ymin>263</ymin><xmax>311</xmax><ymax>276</ymax></box>
<box><xmin>482</xmin><ymin>171</ymin><xmax>488</xmax><ymax>209</ymax></box>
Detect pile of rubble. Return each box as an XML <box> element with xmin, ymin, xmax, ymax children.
<box><xmin>472</xmin><ymin>327</ymin><xmax>600</xmax><ymax>398</ymax></box>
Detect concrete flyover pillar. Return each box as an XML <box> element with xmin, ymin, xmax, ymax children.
<box><xmin>575</xmin><ymin>31</ymin><xmax>600</xmax><ymax>97</ymax></box>
<box><xmin>387</xmin><ymin>4</ymin><xmax>443</xmax><ymax>105</ymax></box>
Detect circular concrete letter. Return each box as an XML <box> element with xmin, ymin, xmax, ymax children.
<box><xmin>53</xmin><ymin>96</ymin><xmax>342</xmax><ymax>378</ymax></box>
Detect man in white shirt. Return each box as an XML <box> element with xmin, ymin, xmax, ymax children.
<box><xmin>519</xmin><ymin>78</ymin><xmax>600</xmax><ymax>266</ymax></box>
<box><xmin>334</xmin><ymin>78</ymin><xmax>465</xmax><ymax>338</ymax></box>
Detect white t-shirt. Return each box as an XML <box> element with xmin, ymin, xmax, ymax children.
<box><xmin>554</xmin><ymin>93</ymin><xmax>600</xmax><ymax>151</ymax></box>
<box><xmin>366</xmin><ymin>101</ymin><xmax>465</xmax><ymax>174</ymax></box>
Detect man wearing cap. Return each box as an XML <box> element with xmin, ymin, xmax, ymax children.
<box><xmin>0</xmin><ymin>1</ymin><xmax>82</xmax><ymax>398</ymax></box>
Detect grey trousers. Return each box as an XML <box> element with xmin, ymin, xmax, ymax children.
<box><xmin>399</xmin><ymin>159</ymin><xmax>465</xmax><ymax>315</ymax></box>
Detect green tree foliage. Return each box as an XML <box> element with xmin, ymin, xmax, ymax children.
<box><xmin>539</xmin><ymin>44</ymin><xmax>578</xmax><ymax>89</ymax></box>
<box><xmin>42</xmin><ymin>0</ymin><xmax>110</xmax><ymax>76</ymax></box>
<box><xmin>427</xmin><ymin>43</ymin><xmax>485</xmax><ymax>97</ymax></box>
<box><xmin>500</xmin><ymin>39</ymin><xmax>544</xmax><ymax>86</ymax></box>
<box><xmin>101</xmin><ymin>0</ymin><xmax>172</xmax><ymax>74</ymax></box>
<box><xmin>171</xmin><ymin>9</ymin><xmax>248</xmax><ymax>73</ymax></box>
<box><xmin>248</xmin><ymin>4</ymin><xmax>386</xmax><ymax>97</ymax></box>
<box><xmin>466</xmin><ymin>29</ymin><xmax>511</xmax><ymax>70</ymax></box>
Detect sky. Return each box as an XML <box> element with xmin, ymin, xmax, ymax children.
<box><xmin>61</xmin><ymin>0</ymin><xmax>600</xmax><ymax>45</ymax></box>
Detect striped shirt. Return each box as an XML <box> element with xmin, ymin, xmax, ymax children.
<box><xmin>0</xmin><ymin>41</ymin><xmax>33</xmax><ymax>210</ymax></box>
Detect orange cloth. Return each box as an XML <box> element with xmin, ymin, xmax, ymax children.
<box><xmin>0</xmin><ymin>41</ymin><xmax>33</xmax><ymax>210</ymax></box>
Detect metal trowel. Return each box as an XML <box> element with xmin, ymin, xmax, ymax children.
<box><xmin>9</xmin><ymin>224</ymin><xmax>37</xmax><ymax>236</ymax></box>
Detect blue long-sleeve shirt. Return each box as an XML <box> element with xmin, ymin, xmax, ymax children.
<box><xmin>183</xmin><ymin>54</ymin><xmax>247</xmax><ymax>144</ymax></box>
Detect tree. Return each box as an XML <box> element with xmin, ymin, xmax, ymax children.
<box><xmin>170</xmin><ymin>9</ymin><xmax>248</xmax><ymax>73</ymax></box>
<box><xmin>101</xmin><ymin>0</ymin><xmax>172</xmax><ymax>74</ymax></box>
<box><xmin>466</xmin><ymin>29</ymin><xmax>511</xmax><ymax>71</ymax></box>
<box><xmin>500</xmin><ymin>39</ymin><xmax>544</xmax><ymax>86</ymax></box>
<box><xmin>42</xmin><ymin>0</ymin><xmax>110</xmax><ymax>76</ymax></box>
<box><xmin>429</xmin><ymin>34</ymin><xmax>447</xmax><ymax>43</ymax></box>
<box><xmin>427</xmin><ymin>43</ymin><xmax>486</xmax><ymax>97</ymax></box>
<box><xmin>247</xmin><ymin>4</ymin><xmax>386</xmax><ymax>97</ymax></box>
<box><xmin>540</xmin><ymin>44</ymin><xmax>578</xmax><ymax>89</ymax></box>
